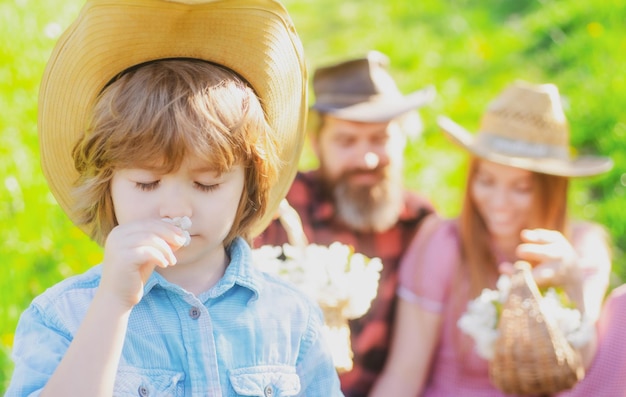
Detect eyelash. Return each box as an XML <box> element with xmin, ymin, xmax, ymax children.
<box><xmin>194</xmin><ymin>182</ymin><xmax>219</xmax><ymax>192</ymax></box>
<box><xmin>135</xmin><ymin>182</ymin><xmax>219</xmax><ymax>192</ymax></box>
<box><xmin>136</xmin><ymin>181</ymin><xmax>159</xmax><ymax>191</ymax></box>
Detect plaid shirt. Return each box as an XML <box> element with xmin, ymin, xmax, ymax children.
<box><xmin>254</xmin><ymin>171</ymin><xmax>435</xmax><ymax>397</ymax></box>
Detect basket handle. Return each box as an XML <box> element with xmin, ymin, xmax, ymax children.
<box><xmin>277</xmin><ymin>199</ymin><xmax>309</xmax><ymax>248</ymax></box>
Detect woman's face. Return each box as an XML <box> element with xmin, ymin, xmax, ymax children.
<box><xmin>471</xmin><ymin>160</ymin><xmax>535</xmax><ymax>240</ymax></box>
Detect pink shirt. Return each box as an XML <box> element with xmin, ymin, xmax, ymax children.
<box><xmin>398</xmin><ymin>220</ymin><xmax>626</xmax><ymax>397</ymax></box>
<box><xmin>556</xmin><ymin>284</ymin><xmax>626</xmax><ymax>397</ymax></box>
<box><xmin>399</xmin><ymin>220</ymin><xmax>507</xmax><ymax>397</ymax></box>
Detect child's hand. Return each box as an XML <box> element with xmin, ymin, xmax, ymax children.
<box><xmin>100</xmin><ymin>219</ymin><xmax>189</xmax><ymax>309</ymax></box>
<box><xmin>515</xmin><ymin>228</ymin><xmax>581</xmax><ymax>288</ymax></box>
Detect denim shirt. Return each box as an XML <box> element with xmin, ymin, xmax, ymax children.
<box><xmin>6</xmin><ymin>237</ymin><xmax>343</xmax><ymax>396</ymax></box>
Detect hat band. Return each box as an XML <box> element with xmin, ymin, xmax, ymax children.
<box><xmin>315</xmin><ymin>92</ymin><xmax>402</xmax><ymax>108</ymax></box>
<box><xmin>478</xmin><ymin>132</ymin><xmax>569</xmax><ymax>160</ymax></box>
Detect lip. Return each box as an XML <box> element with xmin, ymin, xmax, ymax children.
<box><xmin>486</xmin><ymin>216</ymin><xmax>511</xmax><ymax>228</ymax></box>
<box><xmin>347</xmin><ymin>172</ymin><xmax>384</xmax><ymax>186</ymax></box>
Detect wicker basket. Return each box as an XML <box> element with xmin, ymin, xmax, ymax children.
<box><xmin>489</xmin><ymin>261</ymin><xmax>585</xmax><ymax>396</ymax></box>
<box><xmin>319</xmin><ymin>300</ymin><xmax>354</xmax><ymax>373</ymax></box>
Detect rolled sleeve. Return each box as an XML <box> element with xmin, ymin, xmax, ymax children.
<box><xmin>397</xmin><ymin>220</ymin><xmax>459</xmax><ymax>311</ymax></box>
<box><xmin>6</xmin><ymin>304</ymin><xmax>72</xmax><ymax>396</ymax></box>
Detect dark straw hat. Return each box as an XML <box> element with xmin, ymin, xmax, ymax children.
<box><xmin>311</xmin><ymin>50</ymin><xmax>435</xmax><ymax>122</ymax></box>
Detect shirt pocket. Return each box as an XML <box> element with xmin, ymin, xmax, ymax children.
<box><xmin>229</xmin><ymin>365</ymin><xmax>300</xmax><ymax>397</ymax></box>
<box><xmin>114</xmin><ymin>366</ymin><xmax>185</xmax><ymax>397</ymax></box>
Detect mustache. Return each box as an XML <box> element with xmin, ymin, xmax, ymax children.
<box><xmin>339</xmin><ymin>167</ymin><xmax>387</xmax><ymax>180</ymax></box>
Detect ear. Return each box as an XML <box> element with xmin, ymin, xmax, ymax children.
<box><xmin>311</xmin><ymin>134</ymin><xmax>321</xmax><ymax>157</ymax></box>
<box><xmin>307</xmin><ymin>110</ymin><xmax>324</xmax><ymax>157</ymax></box>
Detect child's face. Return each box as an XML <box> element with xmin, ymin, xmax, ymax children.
<box><xmin>110</xmin><ymin>155</ymin><xmax>245</xmax><ymax>266</ymax></box>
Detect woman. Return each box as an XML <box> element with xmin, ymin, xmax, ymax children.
<box><xmin>370</xmin><ymin>81</ymin><xmax>614</xmax><ymax>396</ymax></box>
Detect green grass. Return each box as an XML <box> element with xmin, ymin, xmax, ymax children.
<box><xmin>2</xmin><ymin>0</ymin><xmax>625</xmax><ymax>391</ymax></box>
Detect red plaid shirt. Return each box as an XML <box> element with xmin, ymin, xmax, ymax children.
<box><xmin>254</xmin><ymin>171</ymin><xmax>435</xmax><ymax>397</ymax></box>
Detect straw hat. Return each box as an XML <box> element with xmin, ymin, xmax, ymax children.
<box><xmin>437</xmin><ymin>80</ymin><xmax>613</xmax><ymax>177</ymax></box>
<box><xmin>38</xmin><ymin>0</ymin><xmax>307</xmax><ymax>238</ymax></box>
<box><xmin>311</xmin><ymin>50</ymin><xmax>436</xmax><ymax>122</ymax></box>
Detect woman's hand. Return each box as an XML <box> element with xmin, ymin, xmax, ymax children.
<box><xmin>515</xmin><ymin>228</ymin><xmax>582</xmax><ymax>289</ymax></box>
<box><xmin>99</xmin><ymin>219</ymin><xmax>188</xmax><ymax>309</ymax></box>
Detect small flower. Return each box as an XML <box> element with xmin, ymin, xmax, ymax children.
<box><xmin>162</xmin><ymin>216</ymin><xmax>192</xmax><ymax>246</ymax></box>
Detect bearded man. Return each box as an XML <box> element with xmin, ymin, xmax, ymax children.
<box><xmin>255</xmin><ymin>50</ymin><xmax>437</xmax><ymax>397</ymax></box>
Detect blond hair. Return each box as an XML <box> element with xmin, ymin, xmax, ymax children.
<box><xmin>72</xmin><ymin>59</ymin><xmax>280</xmax><ymax>246</ymax></box>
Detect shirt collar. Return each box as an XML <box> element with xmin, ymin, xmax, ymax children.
<box><xmin>142</xmin><ymin>237</ymin><xmax>263</xmax><ymax>300</ymax></box>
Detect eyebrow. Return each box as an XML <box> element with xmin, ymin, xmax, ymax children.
<box><xmin>189</xmin><ymin>165</ymin><xmax>240</xmax><ymax>176</ymax></box>
<box><xmin>189</xmin><ymin>166</ymin><xmax>219</xmax><ymax>173</ymax></box>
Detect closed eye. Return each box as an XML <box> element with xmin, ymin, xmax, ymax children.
<box><xmin>195</xmin><ymin>182</ymin><xmax>219</xmax><ymax>192</ymax></box>
<box><xmin>136</xmin><ymin>181</ymin><xmax>160</xmax><ymax>191</ymax></box>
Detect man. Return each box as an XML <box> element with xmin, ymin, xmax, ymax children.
<box><xmin>255</xmin><ymin>50</ymin><xmax>436</xmax><ymax>397</ymax></box>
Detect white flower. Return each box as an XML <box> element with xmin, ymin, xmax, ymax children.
<box><xmin>252</xmin><ymin>242</ymin><xmax>383</xmax><ymax>371</ymax></box>
<box><xmin>457</xmin><ymin>274</ymin><xmax>591</xmax><ymax>360</ymax></box>
<box><xmin>161</xmin><ymin>216</ymin><xmax>192</xmax><ymax>246</ymax></box>
<box><xmin>253</xmin><ymin>242</ymin><xmax>382</xmax><ymax>319</ymax></box>
<box><xmin>458</xmin><ymin>288</ymin><xmax>501</xmax><ymax>359</ymax></box>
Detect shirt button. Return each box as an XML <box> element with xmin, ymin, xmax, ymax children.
<box><xmin>264</xmin><ymin>384</ymin><xmax>274</xmax><ymax>397</ymax></box>
<box><xmin>189</xmin><ymin>306</ymin><xmax>201</xmax><ymax>319</ymax></box>
<box><xmin>138</xmin><ymin>385</ymin><xmax>149</xmax><ymax>397</ymax></box>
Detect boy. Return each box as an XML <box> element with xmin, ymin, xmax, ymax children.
<box><xmin>6</xmin><ymin>0</ymin><xmax>342</xmax><ymax>396</ymax></box>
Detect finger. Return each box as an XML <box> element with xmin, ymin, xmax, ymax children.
<box><xmin>137</xmin><ymin>245</ymin><xmax>174</xmax><ymax>269</ymax></box>
<box><xmin>121</xmin><ymin>219</ymin><xmax>189</xmax><ymax>249</ymax></box>
<box><xmin>156</xmin><ymin>223</ymin><xmax>189</xmax><ymax>249</ymax></box>
<box><xmin>531</xmin><ymin>262</ymin><xmax>559</xmax><ymax>286</ymax></box>
<box><xmin>498</xmin><ymin>261</ymin><xmax>515</xmax><ymax>276</ymax></box>
<box><xmin>520</xmin><ymin>228</ymin><xmax>561</xmax><ymax>244</ymax></box>
<box><xmin>107</xmin><ymin>223</ymin><xmax>179</xmax><ymax>266</ymax></box>
<box><xmin>516</xmin><ymin>242</ymin><xmax>561</xmax><ymax>263</ymax></box>
<box><xmin>147</xmin><ymin>234</ymin><xmax>178</xmax><ymax>266</ymax></box>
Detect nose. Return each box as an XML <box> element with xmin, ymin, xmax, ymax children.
<box><xmin>363</xmin><ymin>152</ymin><xmax>380</xmax><ymax>169</ymax></box>
<box><xmin>159</xmin><ymin>183</ymin><xmax>193</xmax><ymax>219</ymax></box>
<box><xmin>353</xmin><ymin>144</ymin><xmax>384</xmax><ymax>170</ymax></box>
<box><xmin>490</xmin><ymin>185</ymin><xmax>510</xmax><ymax>208</ymax></box>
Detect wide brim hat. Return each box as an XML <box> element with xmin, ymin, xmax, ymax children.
<box><xmin>437</xmin><ymin>81</ymin><xmax>613</xmax><ymax>177</ymax></box>
<box><xmin>311</xmin><ymin>50</ymin><xmax>436</xmax><ymax>122</ymax></box>
<box><xmin>39</xmin><ymin>0</ymin><xmax>307</xmax><ymax>239</ymax></box>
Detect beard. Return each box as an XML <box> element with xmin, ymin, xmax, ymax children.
<box><xmin>324</xmin><ymin>165</ymin><xmax>404</xmax><ymax>233</ymax></box>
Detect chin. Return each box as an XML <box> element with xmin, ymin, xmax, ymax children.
<box><xmin>489</xmin><ymin>225</ymin><xmax>521</xmax><ymax>239</ymax></box>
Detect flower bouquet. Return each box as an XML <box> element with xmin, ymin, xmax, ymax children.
<box><xmin>252</xmin><ymin>200</ymin><xmax>383</xmax><ymax>372</ymax></box>
<box><xmin>457</xmin><ymin>261</ymin><xmax>591</xmax><ymax>395</ymax></box>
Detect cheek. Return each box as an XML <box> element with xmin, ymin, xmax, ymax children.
<box><xmin>319</xmin><ymin>144</ymin><xmax>348</xmax><ymax>175</ymax></box>
<box><xmin>111</xmin><ymin>193</ymin><xmax>148</xmax><ymax>224</ymax></box>
<box><xmin>110</xmin><ymin>179</ymin><xmax>136</xmax><ymax>223</ymax></box>
<box><xmin>110</xmin><ymin>176</ymin><xmax>158</xmax><ymax>224</ymax></box>
<box><xmin>511</xmin><ymin>192</ymin><xmax>534</xmax><ymax>213</ymax></box>
<box><xmin>320</xmin><ymin>132</ymin><xmax>353</xmax><ymax>157</ymax></box>
<box><xmin>470</xmin><ymin>182</ymin><xmax>489</xmax><ymax>207</ymax></box>
<box><xmin>204</xmin><ymin>180</ymin><xmax>245</xmax><ymax>216</ymax></box>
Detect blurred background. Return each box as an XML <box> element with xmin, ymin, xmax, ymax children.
<box><xmin>1</xmin><ymin>0</ymin><xmax>624</xmax><ymax>390</ymax></box>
